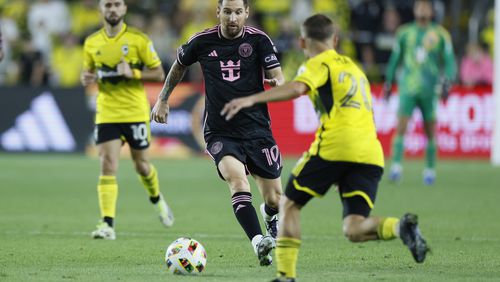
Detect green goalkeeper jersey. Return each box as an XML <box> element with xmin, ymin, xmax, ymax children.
<box><xmin>385</xmin><ymin>22</ymin><xmax>457</xmax><ymax>97</ymax></box>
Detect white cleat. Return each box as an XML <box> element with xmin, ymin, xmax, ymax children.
<box><xmin>155</xmin><ymin>193</ymin><xmax>174</xmax><ymax>227</ymax></box>
<box><xmin>91</xmin><ymin>221</ymin><xmax>116</xmax><ymax>240</ymax></box>
<box><xmin>255</xmin><ymin>235</ymin><xmax>275</xmax><ymax>266</ymax></box>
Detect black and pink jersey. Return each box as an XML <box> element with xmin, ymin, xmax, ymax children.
<box><xmin>177</xmin><ymin>25</ymin><xmax>281</xmax><ymax>139</ymax></box>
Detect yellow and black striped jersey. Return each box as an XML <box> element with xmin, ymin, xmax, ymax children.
<box><xmin>83</xmin><ymin>23</ymin><xmax>161</xmax><ymax>123</ymax></box>
<box><xmin>294</xmin><ymin>49</ymin><xmax>384</xmax><ymax>167</ymax></box>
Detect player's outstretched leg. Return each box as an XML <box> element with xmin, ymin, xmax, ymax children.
<box><xmin>260</xmin><ymin>203</ymin><xmax>278</xmax><ymax>239</ymax></box>
<box><xmin>399</xmin><ymin>213</ymin><xmax>429</xmax><ymax>263</ymax></box>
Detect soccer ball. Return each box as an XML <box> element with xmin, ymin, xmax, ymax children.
<box><xmin>165</xmin><ymin>237</ymin><xmax>207</xmax><ymax>275</ymax></box>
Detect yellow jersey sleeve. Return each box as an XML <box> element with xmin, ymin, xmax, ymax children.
<box><xmin>294</xmin><ymin>60</ymin><xmax>329</xmax><ymax>90</ymax></box>
<box><xmin>139</xmin><ymin>36</ymin><xmax>161</xmax><ymax>69</ymax></box>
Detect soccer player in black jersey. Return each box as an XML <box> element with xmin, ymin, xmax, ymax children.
<box><xmin>151</xmin><ymin>0</ymin><xmax>284</xmax><ymax>266</ymax></box>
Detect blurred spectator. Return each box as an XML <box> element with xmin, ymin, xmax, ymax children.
<box><xmin>351</xmin><ymin>0</ymin><xmax>382</xmax><ymax>47</ymax></box>
<box><xmin>312</xmin><ymin>0</ymin><xmax>350</xmax><ymax>31</ymax></box>
<box><xmin>147</xmin><ymin>14</ymin><xmax>177</xmax><ymax>71</ymax></box>
<box><xmin>18</xmin><ymin>36</ymin><xmax>49</xmax><ymax>86</ymax></box>
<box><xmin>360</xmin><ymin>44</ymin><xmax>382</xmax><ymax>83</ymax></box>
<box><xmin>460</xmin><ymin>42</ymin><xmax>492</xmax><ymax>87</ymax></box>
<box><xmin>0</xmin><ymin>15</ymin><xmax>20</xmax><ymax>84</ymax></box>
<box><xmin>27</xmin><ymin>0</ymin><xmax>71</xmax><ymax>60</ymax></box>
<box><xmin>69</xmin><ymin>0</ymin><xmax>101</xmax><ymax>40</ymax></box>
<box><xmin>274</xmin><ymin>17</ymin><xmax>296</xmax><ymax>60</ymax></box>
<box><xmin>480</xmin><ymin>8</ymin><xmax>494</xmax><ymax>58</ymax></box>
<box><xmin>254</xmin><ymin>0</ymin><xmax>290</xmax><ymax>36</ymax></box>
<box><xmin>0</xmin><ymin>0</ymin><xmax>28</xmax><ymax>30</ymax></box>
<box><xmin>51</xmin><ymin>32</ymin><xmax>82</xmax><ymax>87</ymax></box>
<box><xmin>0</xmin><ymin>26</ymin><xmax>3</xmax><ymax>62</ymax></box>
<box><xmin>374</xmin><ymin>6</ymin><xmax>400</xmax><ymax>64</ymax></box>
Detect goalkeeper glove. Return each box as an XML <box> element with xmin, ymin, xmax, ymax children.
<box><xmin>382</xmin><ymin>82</ymin><xmax>392</xmax><ymax>102</ymax></box>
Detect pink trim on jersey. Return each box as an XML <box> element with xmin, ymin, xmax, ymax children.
<box><xmin>187</xmin><ymin>26</ymin><xmax>218</xmax><ymax>44</ymax></box>
<box><xmin>266</xmin><ymin>62</ymin><xmax>280</xmax><ymax>69</ymax></box>
<box><xmin>245</xmin><ymin>26</ymin><xmax>275</xmax><ymax>45</ymax></box>
<box><xmin>218</xmin><ymin>25</ymin><xmax>247</xmax><ymax>39</ymax></box>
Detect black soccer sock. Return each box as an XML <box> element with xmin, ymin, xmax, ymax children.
<box><xmin>264</xmin><ymin>204</ymin><xmax>279</xmax><ymax>217</ymax></box>
<box><xmin>149</xmin><ymin>195</ymin><xmax>160</xmax><ymax>204</ymax></box>
<box><xmin>103</xmin><ymin>216</ymin><xmax>114</xmax><ymax>227</ymax></box>
<box><xmin>231</xmin><ymin>192</ymin><xmax>263</xmax><ymax>240</ymax></box>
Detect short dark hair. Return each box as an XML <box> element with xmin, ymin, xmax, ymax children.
<box><xmin>218</xmin><ymin>0</ymin><xmax>249</xmax><ymax>8</ymax></box>
<box><xmin>302</xmin><ymin>14</ymin><xmax>335</xmax><ymax>41</ymax></box>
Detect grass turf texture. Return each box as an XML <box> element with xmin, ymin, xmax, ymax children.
<box><xmin>0</xmin><ymin>154</ymin><xmax>499</xmax><ymax>281</ymax></box>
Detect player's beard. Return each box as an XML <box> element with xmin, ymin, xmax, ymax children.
<box><xmin>105</xmin><ymin>14</ymin><xmax>123</xmax><ymax>27</ymax></box>
<box><xmin>224</xmin><ymin>24</ymin><xmax>242</xmax><ymax>38</ymax></box>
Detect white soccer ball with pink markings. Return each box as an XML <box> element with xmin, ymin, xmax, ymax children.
<box><xmin>165</xmin><ymin>237</ymin><xmax>207</xmax><ymax>275</ymax></box>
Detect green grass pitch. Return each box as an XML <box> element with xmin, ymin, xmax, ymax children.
<box><xmin>1</xmin><ymin>154</ymin><xmax>499</xmax><ymax>281</ymax></box>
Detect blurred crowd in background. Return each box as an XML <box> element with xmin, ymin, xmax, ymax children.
<box><xmin>0</xmin><ymin>0</ymin><xmax>495</xmax><ymax>88</ymax></box>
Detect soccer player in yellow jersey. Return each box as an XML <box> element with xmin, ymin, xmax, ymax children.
<box><xmin>222</xmin><ymin>14</ymin><xmax>429</xmax><ymax>281</ymax></box>
<box><xmin>81</xmin><ymin>0</ymin><xmax>174</xmax><ymax>240</ymax></box>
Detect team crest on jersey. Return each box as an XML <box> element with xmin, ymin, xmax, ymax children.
<box><xmin>423</xmin><ymin>30</ymin><xmax>439</xmax><ymax>50</ymax></box>
<box><xmin>210</xmin><ymin>141</ymin><xmax>223</xmax><ymax>155</ymax></box>
<box><xmin>238</xmin><ymin>43</ymin><xmax>253</xmax><ymax>58</ymax></box>
<box><xmin>121</xmin><ymin>44</ymin><xmax>129</xmax><ymax>55</ymax></box>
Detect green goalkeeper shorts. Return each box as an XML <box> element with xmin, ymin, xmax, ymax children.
<box><xmin>398</xmin><ymin>92</ymin><xmax>438</xmax><ymax>122</ymax></box>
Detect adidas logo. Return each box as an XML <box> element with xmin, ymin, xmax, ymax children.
<box><xmin>208</xmin><ymin>50</ymin><xmax>218</xmax><ymax>57</ymax></box>
<box><xmin>0</xmin><ymin>92</ymin><xmax>76</xmax><ymax>151</ymax></box>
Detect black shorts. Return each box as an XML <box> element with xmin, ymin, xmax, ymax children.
<box><xmin>95</xmin><ymin>122</ymin><xmax>150</xmax><ymax>150</ymax></box>
<box><xmin>285</xmin><ymin>154</ymin><xmax>383</xmax><ymax>218</ymax></box>
<box><xmin>205</xmin><ymin>135</ymin><xmax>282</xmax><ymax>180</ymax></box>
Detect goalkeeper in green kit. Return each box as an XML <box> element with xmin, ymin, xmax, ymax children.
<box><xmin>383</xmin><ymin>0</ymin><xmax>456</xmax><ymax>185</ymax></box>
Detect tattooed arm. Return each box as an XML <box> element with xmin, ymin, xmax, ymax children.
<box><xmin>150</xmin><ymin>60</ymin><xmax>188</xmax><ymax>124</ymax></box>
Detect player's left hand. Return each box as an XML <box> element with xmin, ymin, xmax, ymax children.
<box><xmin>151</xmin><ymin>101</ymin><xmax>170</xmax><ymax>124</ymax></box>
<box><xmin>117</xmin><ymin>58</ymin><xmax>134</xmax><ymax>79</ymax></box>
<box><xmin>264</xmin><ymin>78</ymin><xmax>279</xmax><ymax>87</ymax></box>
<box><xmin>220</xmin><ymin>97</ymin><xmax>255</xmax><ymax>121</ymax></box>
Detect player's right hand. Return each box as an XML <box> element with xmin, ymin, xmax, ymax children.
<box><xmin>382</xmin><ymin>82</ymin><xmax>392</xmax><ymax>102</ymax></box>
<box><xmin>151</xmin><ymin>101</ymin><xmax>170</xmax><ymax>124</ymax></box>
<box><xmin>81</xmin><ymin>71</ymin><xmax>96</xmax><ymax>86</ymax></box>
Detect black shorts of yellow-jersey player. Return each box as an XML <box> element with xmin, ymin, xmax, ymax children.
<box><xmin>285</xmin><ymin>153</ymin><xmax>383</xmax><ymax>218</ymax></box>
<box><xmin>206</xmin><ymin>135</ymin><xmax>282</xmax><ymax>180</ymax></box>
<box><xmin>95</xmin><ymin>122</ymin><xmax>151</xmax><ymax>150</ymax></box>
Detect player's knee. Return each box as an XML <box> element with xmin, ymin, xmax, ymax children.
<box><xmin>226</xmin><ymin>176</ymin><xmax>250</xmax><ymax>192</ymax></box>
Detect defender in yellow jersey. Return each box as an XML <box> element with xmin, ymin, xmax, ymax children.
<box><xmin>222</xmin><ymin>14</ymin><xmax>429</xmax><ymax>281</ymax></box>
<box><xmin>81</xmin><ymin>0</ymin><xmax>173</xmax><ymax>240</ymax></box>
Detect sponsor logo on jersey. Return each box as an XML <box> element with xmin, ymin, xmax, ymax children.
<box><xmin>208</xmin><ymin>50</ymin><xmax>218</xmax><ymax>57</ymax></box>
<box><xmin>264</xmin><ymin>54</ymin><xmax>278</xmax><ymax>63</ymax></box>
<box><xmin>220</xmin><ymin>60</ymin><xmax>241</xmax><ymax>82</ymax></box>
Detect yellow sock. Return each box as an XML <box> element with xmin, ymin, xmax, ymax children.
<box><xmin>139</xmin><ymin>164</ymin><xmax>160</xmax><ymax>198</ymax></box>
<box><xmin>97</xmin><ymin>175</ymin><xmax>118</xmax><ymax>218</ymax></box>
<box><xmin>276</xmin><ymin>237</ymin><xmax>301</xmax><ymax>279</ymax></box>
<box><xmin>377</xmin><ymin>217</ymin><xmax>399</xmax><ymax>240</ymax></box>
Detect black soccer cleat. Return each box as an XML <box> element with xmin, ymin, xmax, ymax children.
<box><xmin>399</xmin><ymin>213</ymin><xmax>429</xmax><ymax>263</ymax></box>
